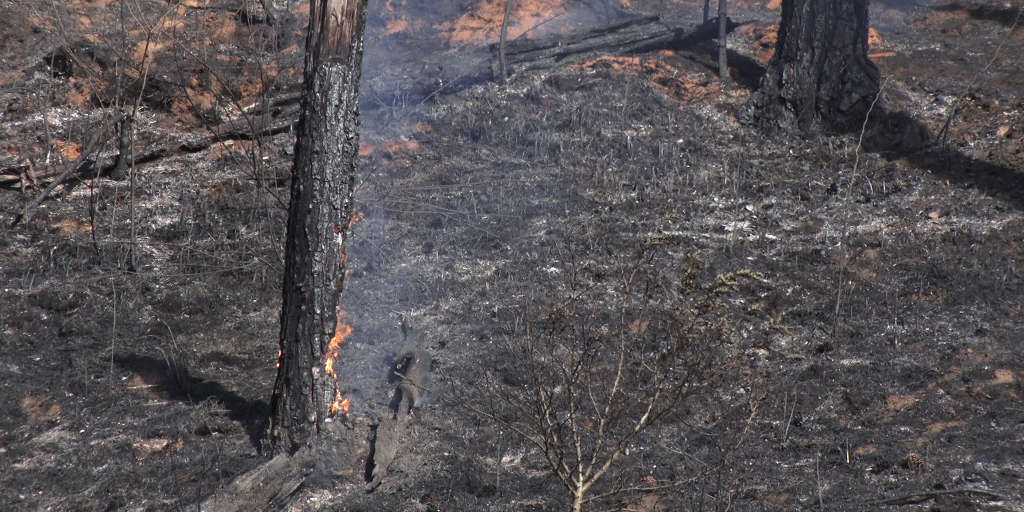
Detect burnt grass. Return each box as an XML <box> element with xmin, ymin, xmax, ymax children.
<box><xmin>2</xmin><ymin>1</ymin><xmax>1023</xmax><ymax>511</ymax></box>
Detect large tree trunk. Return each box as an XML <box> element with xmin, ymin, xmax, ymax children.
<box><xmin>267</xmin><ymin>0</ymin><xmax>368</xmax><ymax>455</ymax></box>
<box><xmin>741</xmin><ymin>0</ymin><xmax>880</xmax><ymax>133</ymax></box>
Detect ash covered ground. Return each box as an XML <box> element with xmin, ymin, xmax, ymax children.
<box><xmin>1</xmin><ymin>0</ymin><xmax>1022</xmax><ymax>511</ymax></box>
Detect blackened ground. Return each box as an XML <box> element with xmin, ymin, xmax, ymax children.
<box><xmin>1</xmin><ymin>1</ymin><xmax>1022</xmax><ymax>511</ymax></box>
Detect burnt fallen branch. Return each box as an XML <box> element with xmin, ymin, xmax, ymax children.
<box><xmin>1</xmin><ymin>94</ymin><xmax>301</xmax><ymax>196</ymax></box>
<box><xmin>867</xmin><ymin>488</ymin><xmax>1011</xmax><ymax>507</ymax></box>
<box><xmin>490</xmin><ymin>15</ymin><xmax>675</xmax><ymax>78</ymax></box>
<box><xmin>490</xmin><ymin>15</ymin><xmax>743</xmax><ymax>79</ymax></box>
<box><xmin>10</xmin><ymin>128</ymin><xmax>106</xmax><ymax>227</ymax></box>
<box><xmin>363</xmin><ymin>15</ymin><xmax>742</xmax><ymax>107</ymax></box>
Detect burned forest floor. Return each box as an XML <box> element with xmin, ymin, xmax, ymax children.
<box><xmin>1</xmin><ymin>0</ymin><xmax>1022</xmax><ymax>511</ymax></box>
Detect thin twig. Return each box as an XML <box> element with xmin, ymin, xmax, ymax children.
<box><xmin>498</xmin><ymin>0</ymin><xmax>513</xmax><ymax>86</ymax></box>
<box><xmin>832</xmin><ymin>79</ymin><xmax>885</xmax><ymax>337</ymax></box>
<box><xmin>12</xmin><ymin>128</ymin><xmax>106</xmax><ymax>227</ymax></box>
<box><xmin>937</xmin><ymin>5</ymin><xmax>1022</xmax><ymax>145</ymax></box>
<box><xmin>867</xmin><ymin>488</ymin><xmax>1010</xmax><ymax>507</ymax></box>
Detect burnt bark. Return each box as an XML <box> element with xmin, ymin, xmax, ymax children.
<box><xmin>741</xmin><ymin>0</ymin><xmax>880</xmax><ymax>133</ymax></box>
<box><xmin>267</xmin><ymin>0</ymin><xmax>367</xmax><ymax>455</ymax></box>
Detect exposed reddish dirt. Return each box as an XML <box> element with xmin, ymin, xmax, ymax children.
<box><xmin>1</xmin><ymin>1</ymin><xmax>1022</xmax><ymax>511</ymax></box>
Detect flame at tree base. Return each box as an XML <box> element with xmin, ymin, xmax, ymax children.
<box><xmin>323</xmin><ymin>212</ymin><xmax>362</xmax><ymax>417</ymax></box>
<box><xmin>324</xmin><ymin>308</ymin><xmax>354</xmax><ymax>416</ymax></box>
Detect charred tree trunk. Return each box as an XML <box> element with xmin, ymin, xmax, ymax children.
<box><xmin>741</xmin><ymin>0</ymin><xmax>880</xmax><ymax>133</ymax></box>
<box><xmin>267</xmin><ymin>0</ymin><xmax>368</xmax><ymax>455</ymax></box>
<box><xmin>718</xmin><ymin>0</ymin><xmax>728</xmax><ymax>82</ymax></box>
<box><xmin>498</xmin><ymin>0</ymin><xmax>513</xmax><ymax>85</ymax></box>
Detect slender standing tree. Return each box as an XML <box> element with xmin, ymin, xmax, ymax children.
<box><xmin>718</xmin><ymin>0</ymin><xmax>728</xmax><ymax>82</ymax></box>
<box><xmin>266</xmin><ymin>0</ymin><xmax>369</xmax><ymax>454</ymax></box>
<box><xmin>741</xmin><ymin>0</ymin><xmax>880</xmax><ymax>132</ymax></box>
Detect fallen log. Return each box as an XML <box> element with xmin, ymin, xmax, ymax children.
<box><xmin>490</xmin><ymin>15</ymin><xmax>743</xmax><ymax>79</ymax></box>
<box><xmin>198</xmin><ymin>450</ymin><xmax>313</xmax><ymax>512</ymax></box>
<box><xmin>363</xmin><ymin>15</ymin><xmax>740</xmax><ymax>107</ymax></box>
<box><xmin>1</xmin><ymin>95</ymin><xmax>301</xmax><ymax>194</ymax></box>
<box><xmin>197</xmin><ymin>416</ymin><xmax>367</xmax><ymax>512</ymax></box>
<box><xmin>490</xmin><ymin>15</ymin><xmax>676</xmax><ymax>78</ymax></box>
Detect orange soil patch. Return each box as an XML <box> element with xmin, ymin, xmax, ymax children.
<box><xmin>20</xmin><ymin>395</ymin><xmax>62</xmax><ymax>424</ymax></box>
<box><xmin>203</xmin><ymin>10</ymin><xmax>237</xmax><ymax>40</ymax></box>
<box><xmin>853</xmin><ymin>444</ymin><xmax>877</xmax><ymax>456</ymax></box>
<box><xmin>133</xmin><ymin>438</ymin><xmax>185</xmax><ymax>457</ymax></box>
<box><xmin>868</xmin><ymin>27</ymin><xmax>884</xmax><ymax>48</ymax></box>
<box><xmin>576</xmin><ymin>55</ymin><xmax>723</xmax><ymax>104</ymax></box>
<box><xmin>884</xmin><ymin>393</ymin><xmax>921</xmax><ymax>412</ymax></box>
<box><xmin>436</xmin><ymin>0</ymin><xmax>567</xmax><ymax>44</ymax></box>
<box><xmin>386</xmin><ymin>140</ymin><xmax>421</xmax><ymax>153</ymax></box>
<box><xmin>386</xmin><ymin>17</ymin><xmax>411</xmax><ymax>35</ymax></box>
<box><xmin>922</xmin><ymin>420</ymin><xmax>966</xmax><ymax>438</ymax></box>
<box><xmin>742</xmin><ymin>25</ymin><xmax>887</xmax><ymax>64</ymax></box>
<box><xmin>989</xmin><ymin>369</ymin><xmax>1016</xmax><ymax>386</ymax></box>
<box><xmin>52</xmin><ymin>140</ymin><xmax>83</xmax><ymax>161</ymax></box>
<box><xmin>360</xmin><ymin>138</ymin><xmax>424</xmax><ymax>157</ymax></box>
<box><xmin>738</xmin><ymin>23</ymin><xmax>779</xmax><ymax>64</ymax></box>
<box><xmin>51</xmin><ymin>218</ymin><xmax>93</xmax><ymax>235</ymax></box>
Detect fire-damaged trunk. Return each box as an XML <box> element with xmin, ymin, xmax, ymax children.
<box><xmin>267</xmin><ymin>0</ymin><xmax>368</xmax><ymax>454</ymax></box>
<box><xmin>741</xmin><ymin>0</ymin><xmax>880</xmax><ymax>133</ymax></box>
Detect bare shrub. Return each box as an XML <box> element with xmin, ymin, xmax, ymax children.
<box><xmin>470</xmin><ymin>243</ymin><xmax>759</xmax><ymax>511</ymax></box>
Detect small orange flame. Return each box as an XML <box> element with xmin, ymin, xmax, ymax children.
<box><xmin>324</xmin><ymin>308</ymin><xmax>354</xmax><ymax>416</ymax></box>
<box><xmin>330</xmin><ymin>394</ymin><xmax>352</xmax><ymax>415</ymax></box>
<box><xmin>348</xmin><ymin>211</ymin><xmax>365</xmax><ymax>229</ymax></box>
<box><xmin>322</xmin><ymin>211</ymin><xmax>363</xmax><ymax>417</ymax></box>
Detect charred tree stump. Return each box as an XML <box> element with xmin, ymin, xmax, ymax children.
<box><xmin>741</xmin><ymin>0</ymin><xmax>880</xmax><ymax>133</ymax></box>
<box><xmin>267</xmin><ymin>0</ymin><xmax>367</xmax><ymax>454</ymax></box>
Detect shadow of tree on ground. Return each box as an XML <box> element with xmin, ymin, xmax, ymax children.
<box><xmin>115</xmin><ymin>353</ymin><xmax>268</xmax><ymax>447</ymax></box>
